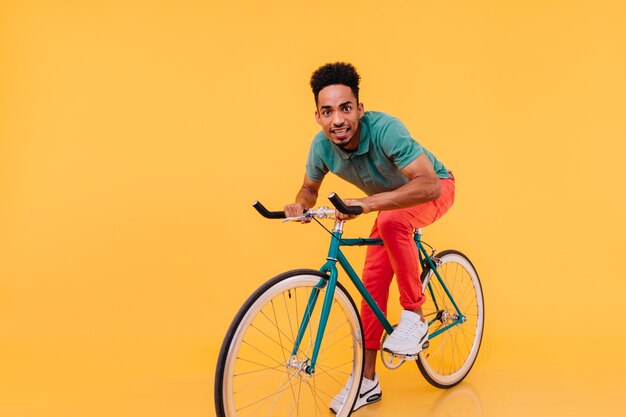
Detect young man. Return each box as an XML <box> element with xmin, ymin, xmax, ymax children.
<box><xmin>284</xmin><ymin>62</ymin><xmax>455</xmax><ymax>412</ymax></box>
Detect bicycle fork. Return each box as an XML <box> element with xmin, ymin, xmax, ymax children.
<box><xmin>287</xmin><ymin>265</ymin><xmax>336</xmax><ymax>376</ymax></box>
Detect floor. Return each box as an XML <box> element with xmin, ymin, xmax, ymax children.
<box><xmin>356</xmin><ymin>357</ymin><xmax>624</xmax><ymax>417</ymax></box>
<box><xmin>207</xmin><ymin>339</ymin><xmax>626</xmax><ymax>417</ymax></box>
<box><xmin>1</xmin><ymin>341</ymin><xmax>624</xmax><ymax>417</ymax></box>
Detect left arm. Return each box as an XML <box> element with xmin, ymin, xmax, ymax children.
<box><xmin>342</xmin><ymin>153</ymin><xmax>441</xmax><ymax>216</ymax></box>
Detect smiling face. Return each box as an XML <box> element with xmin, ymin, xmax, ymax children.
<box><xmin>315</xmin><ymin>84</ymin><xmax>365</xmax><ymax>151</ymax></box>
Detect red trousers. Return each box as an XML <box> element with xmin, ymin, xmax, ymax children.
<box><xmin>360</xmin><ymin>177</ymin><xmax>455</xmax><ymax>350</ymax></box>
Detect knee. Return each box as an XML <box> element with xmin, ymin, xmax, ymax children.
<box><xmin>376</xmin><ymin>211</ymin><xmax>412</xmax><ymax>239</ymax></box>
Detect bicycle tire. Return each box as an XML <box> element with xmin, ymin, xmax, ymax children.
<box><xmin>215</xmin><ymin>269</ymin><xmax>365</xmax><ymax>417</ymax></box>
<box><xmin>417</xmin><ymin>250</ymin><xmax>484</xmax><ymax>388</ymax></box>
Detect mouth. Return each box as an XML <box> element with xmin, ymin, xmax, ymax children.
<box><xmin>331</xmin><ymin>127</ymin><xmax>350</xmax><ymax>140</ymax></box>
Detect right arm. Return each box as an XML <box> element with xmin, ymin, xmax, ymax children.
<box><xmin>284</xmin><ymin>174</ymin><xmax>323</xmax><ymax>217</ymax></box>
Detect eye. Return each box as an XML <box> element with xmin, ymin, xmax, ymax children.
<box><xmin>343</xmin><ymin>106</ymin><xmax>352</xmax><ymax>112</ymax></box>
<box><xmin>322</xmin><ymin>110</ymin><xmax>331</xmax><ymax>116</ymax></box>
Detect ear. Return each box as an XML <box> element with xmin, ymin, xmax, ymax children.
<box><xmin>358</xmin><ymin>102</ymin><xmax>365</xmax><ymax>119</ymax></box>
<box><xmin>315</xmin><ymin>110</ymin><xmax>322</xmax><ymax>125</ymax></box>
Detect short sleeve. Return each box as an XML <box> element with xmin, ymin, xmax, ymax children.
<box><xmin>379</xmin><ymin>117</ymin><xmax>424</xmax><ymax>169</ymax></box>
<box><xmin>305</xmin><ymin>139</ymin><xmax>329</xmax><ymax>182</ymax></box>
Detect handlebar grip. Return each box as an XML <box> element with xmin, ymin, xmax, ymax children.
<box><xmin>252</xmin><ymin>201</ymin><xmax>287</xmax><ymax>219</ymax></box>
<box><xmin>328</xmin><ymin>192</ymin><xmax>363</xmax><ymax>215</ymax></box>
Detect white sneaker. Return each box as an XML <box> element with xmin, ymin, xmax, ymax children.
<box><xmin>329</xmin><ymin>373</ymin><xmax>382</xmax><ymax>414</ymax></box>
<box><xmin>382</xmin><ymin>310</ymin><xmax>429</xmax><ymax>355</ymax></box>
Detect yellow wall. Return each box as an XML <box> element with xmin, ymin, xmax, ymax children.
<box><xmin>1</xmin><ymin>0</ymin><xmax>625</xmax><ymax>415</ymax></box>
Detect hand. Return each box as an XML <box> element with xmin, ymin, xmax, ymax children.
<box><xmin>284</xmin><ymin>202</ymin><xmax>310</xmax><ymax>223</ymax></box>
<box><xmin>335</xmin><ymin>199</ymin><xmax>371</xmax><ymax>221</ymax></box>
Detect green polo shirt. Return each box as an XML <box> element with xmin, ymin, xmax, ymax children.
<box><xmin>305</xmin><ymin>111</ymin><xmax>450</xmax><ymax>196</ymax></box>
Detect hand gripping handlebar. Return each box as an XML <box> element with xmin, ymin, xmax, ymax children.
<box><xmin>327</xmin><ymin>193</ymin><xmax>363</xmax><ymax>216</ymax></box>
<box><xmin>253</xmin><ymin>193</ymin><xmax>363</xmax><ymax>219</ymax></box>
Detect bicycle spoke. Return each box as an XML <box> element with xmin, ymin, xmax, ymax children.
<box><xmin>270</xmin><ymin>299</ymin><xmax>289</xmax><ymax>366</ymax></box>
<box><xmin>248</xmin><ymin>323</ymin><xmax>294</xmax><ymax>358</ymax></box>
<box><xmin>257</xmin><ymin>301</ymin><xmax>318</xmax><ymax>361</ymax></box>
<box><xmin>304</xmin><ymin>379</ymin><xmax>329</xmax><ymax>417</ymax></box>
<box><xmin>241</xmin><ymin>340</ymin><xmax>287</xmax><ymax>369</ymax></box>
<box><xmin>286</xmin><ymin>373</ymin><xmax>301</xmax><ymax>417</ymax></box>
<box><xmin>313</xmin><ymin>361</ymin><xmax>353</xmax><ymax>386</ymax></box>
<box><xmin>282</xmin><ymin>291</ymin><xmax>296</xmax><ymax>349</ymax></box>
<box><xmin>234</xmin><ymin>360</ymin><xmax>284</xmax><ymax>377</ymax></box>
<box><xmin>236</xmin><ymin>372</ymin><xmax>295</xmax><ymax>413</ymax></box>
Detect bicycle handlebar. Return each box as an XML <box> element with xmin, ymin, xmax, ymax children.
<box><xmin>253</xmin><ymin>193</ymin><xmax>363</xmax><ymax>219</ymax></box>
<box><xmin>252</xmin><ymin>201</ymin><xmax>287</xmax><ymax>219</ymax></box>
<box><xmin>328</xmin><ymin>193</ymin><xmax>364</xmax><ymax>216</ymax></box>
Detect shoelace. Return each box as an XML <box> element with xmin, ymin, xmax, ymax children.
<box><xmin>338</xmin><ymin>377</ymin><xmax>375</xmax><ymax>398</ymax></box>
<box><xmin>393</xmin><ymin>321</ymin><xmax>423</xmax><ymax>339</ymax></box>
<box><xmin>337</xmin><ymin>378</ymin><xmax>353</xmax><ymax>398</ymax></box>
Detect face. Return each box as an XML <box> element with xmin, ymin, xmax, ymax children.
<box><xmin>315</xmin><ymin>84</ymin><xmax>365</xmax><ymax>151</ymax></box>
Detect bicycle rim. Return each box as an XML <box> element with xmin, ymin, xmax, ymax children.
<box><xmin>417</xmin><ymin>250</ymin><xmax>484</xmax><ymax>388</ymax></box>
<box><xmin>216</xmin><ymin>270</ymin><xmax>364</xmax><ymax>417</ymax></box>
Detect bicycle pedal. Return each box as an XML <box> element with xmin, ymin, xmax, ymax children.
<box><xmin>397</xmin><ymin>353</ymin><xmax>419</xmax><ymax>361</ymax></box>
<box><xmin>383</xmin><ymin>342</ymin><xmax>429</xmax><ymax>361</ymax></box>
<box><xmin>382</xmin><ymin>350</ymin><xmax>416</xmax><ymax>360</ymax></box>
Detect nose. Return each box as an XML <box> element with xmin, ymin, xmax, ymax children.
<box><xmin>331</xmin><ymin>110</ymin><xmax>346</xmax><ymax>126</ymax></box>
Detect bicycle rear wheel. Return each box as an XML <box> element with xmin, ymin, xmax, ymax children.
<box><xmin>215</xmin><ymin>269</ymin><xmax>365</xmax><ymax>417</ymax></box>
<box><xmin>417</xmin><ymin>250</ymin><xmax>484</xmax><ymax>388</ymax></box>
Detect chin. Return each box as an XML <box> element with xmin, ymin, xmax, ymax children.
<box><xmin>338</xmin><ymin>140</ymin><xmax>355</xmax><ymax>150</ymax></box>
<box><xmin>331</xmin><ymin>134</ymin><xmax>352</xmax><ymax>147</ymax></box>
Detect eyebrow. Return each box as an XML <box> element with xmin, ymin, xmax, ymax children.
<box><xmin>320</xmin><ymin>101</ymin><xmax>354</xmax><ymax>110</ymax></box>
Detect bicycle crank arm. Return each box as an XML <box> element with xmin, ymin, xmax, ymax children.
<box><xmin>380</xmin><ymin>341</ymin><xmax>430</xmax><ymax>369</ymax></box>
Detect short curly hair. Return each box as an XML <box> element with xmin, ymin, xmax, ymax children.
<box><xmin>310</xmin><ymin>62</ymin><xmax>361</xmax><ymax>105</ymax></box>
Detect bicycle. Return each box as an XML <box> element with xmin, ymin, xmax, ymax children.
<box><xmin>215</xmin><ymin>193</ymin><xmax>484</xmax><ymax>417</ymax></box>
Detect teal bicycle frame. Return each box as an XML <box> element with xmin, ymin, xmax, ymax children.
<box><xmin>291</xmin><ymin>220</ymin><xmax>466</xmax><ymax>375</ymax></box>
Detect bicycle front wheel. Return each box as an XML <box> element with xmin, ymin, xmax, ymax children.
<box><xmin>417</xmin><ymin>250</ymin><xmax>484</xmax><ymax>388</ymax></box>
<box><xmin>215</xmin><ymin>269</ymin><xmax>365</xmax><ymax>417</ymax></box>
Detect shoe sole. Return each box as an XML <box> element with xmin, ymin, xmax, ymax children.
<box><xmin>329</xmin><ymin>393</ymin><xmax>382</xmax><ymax>414</ymax></box>
<box><xmin>382</xmin><ymin>339</ymin><xmax>429</xmax><ymax>356</ymax></box>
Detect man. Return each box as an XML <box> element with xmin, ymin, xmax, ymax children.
<box><xmin>284</xmin><ymin>62</ymin><xmax>455</xmax><ymax>412</ymax></box>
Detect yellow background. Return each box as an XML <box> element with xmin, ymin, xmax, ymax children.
<box><xmin>1</xmin><ymin>0</ymin><xmax>625</xmax><ymax>416</ymax></box>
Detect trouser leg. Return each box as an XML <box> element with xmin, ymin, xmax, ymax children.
<box><xmin>360</xmin><ymin>177</ymin><xmax>456</xmax><ymax>350</ymax></box>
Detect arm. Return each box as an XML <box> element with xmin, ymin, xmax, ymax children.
<box><xmin>345</xmin><ymin>153</ymin><xmax>441</xmax><ymax>215</ymax></box>
<box><xmin>284</xmin><ymin>174</ymin><xmax>323</xmax><ymax>217</ymax></box>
